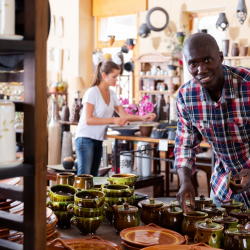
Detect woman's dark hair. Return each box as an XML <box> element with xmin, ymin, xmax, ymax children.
<box><xmin>90</xmin><ymin>60</ymin><xmax>120</xmax><ymax>87</ymax></box>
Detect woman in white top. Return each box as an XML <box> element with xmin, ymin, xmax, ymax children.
<box><xmin>75</xmin><ymin>60</ymin><xmax>156</xmax><ymax>176</ymax></box>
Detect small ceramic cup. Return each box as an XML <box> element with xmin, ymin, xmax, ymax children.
<box><xmin>56</xmin><ymin>172</ymin><xmax>75</xmax><ymax>186</ymax></box>
<box><xmin>48</xmin><ymin>185</ymin><xmax>77</xmax><ymax>202</ymax></box>
<box><xmin>73</xmin><ymin>174</ymin><xmax>94</xmax><ymax>190</ymax></box>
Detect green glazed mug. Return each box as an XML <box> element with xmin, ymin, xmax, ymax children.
<box><xmin>47</xmin><ymin>184</ymin><xmax>78</xmax><ymax>202</ymax></box>
<box><xmin>46</xmin><ymin>200</ymin><xmax>73</xmax><ymax>211</ymax></box>
<box><xmin>101</xmin><ymin>184</ymin><xmax>134</xmax><ymax>197</ymax></box>
<box><xmin>107</xmin><ymin>173</ymin><xmax>139</xmax><ymax>187</ymax></box>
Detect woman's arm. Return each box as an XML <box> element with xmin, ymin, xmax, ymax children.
<box><xmin>115</xmin><ymin>105</ymin><xmax>156</xmax><ymax>121</ymax></box>
<box><xmin>85</xmin><ymin>103</ymin><xmax>127</xmax><ymax>126</ymax></box>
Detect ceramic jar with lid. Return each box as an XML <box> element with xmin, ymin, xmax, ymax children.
<box><xmin>182</xmin><ymin>211</ymin><xmax>208</xmax><ymax>240</ymax></box>
<box><xmin>212</xmin><ymin>212</ymin><xmax>238</xmax><ymax>232</ymax></box>
<box><xmin>202</xmin><ymin>204</ymin><xmax>226</xmax><ymax>218</ymax></box>
<box><xmin>194</xmin><ymin>218</ymin><xmax>224</xmax><ymax>248</ymax></box>
<box><xmin>221</xmin><ymin>199</ymin><xmax>244</xmax><ymax>214</ymax></box>
<box><xmin>113</xmin><ymin>202</ymin><xmax>139</xmax><ymax>232</ymax></box>
<box><xmin>160</xmin><ymin>204</ymin><xmax>183</xmax><ymax>233</ymax></box>
<box><xmin>140</xmin><ymin>197</ymin><xmax>163</xmax><ymax>225</ymax></box>
<box><xmin>194</xmin><ymin>195</ymin><xmax>213</xmax><ymax>211</ymax></box>
<box><xmin>230</xmin><ymin>205</ymin><xmax>250</xmax><ymax>226</ymax></box>
<box><xmin>224</xmin><ymin>224</ymin><xmax>250</xmax><ymax>250</ymax></box>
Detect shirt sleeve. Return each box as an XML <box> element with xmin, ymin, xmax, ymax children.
<box><xmin>82</xmin><ymin>87</ymin><xmax>96</xmax><ymax>106</ymax></box>
<box><xmin>111</xmin><ymin>90</ymin><xmax>120</xmax><ymax>107</ymax></box>
<box><xmin>174</xmin><ymin>89</ymin><xmax>201</xmax><ymax>174</ymax></box>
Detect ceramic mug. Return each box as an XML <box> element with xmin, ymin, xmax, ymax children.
<box><xmin>120</xmin><ymin>151</ymin><xmax>133</xmax><ymax>174</ymax></box>
<box><xmin>56</xmin><ymin>172</ymin><xmax>75</xmax><ymax>186</ymax></box>
<box><xmin>73</xmin><ymin>174</ymin><xmax>93</xmax><ymax>190</ymax></box>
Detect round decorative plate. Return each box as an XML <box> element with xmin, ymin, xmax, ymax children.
<box><xmin>142</xmin><ymin>243</ymin><xmax>222</xmax><ymax>250</ymax></box>
<box><xmin>0</xmin><ymin>157</ymin><xmax>23</xmax><ymax>168</ymax></box>
<box><xmin>120</xmin><ymin>223</ymin><xmax>186</xmax><ymax>248</ymax></box>
<box><xmin>109</xmin><ymin>125</ymin><xmax>140</xmax><ymax>136</ymax></box>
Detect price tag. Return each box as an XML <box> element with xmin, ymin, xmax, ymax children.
<box><xmin>159</xmin><ymin>139</ymin><xmax>168</xmax><ymax>151</ymax></box>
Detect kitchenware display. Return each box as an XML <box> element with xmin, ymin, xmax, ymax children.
<box><xmin>160</xmin><ymin>204</ymin><xmax>183</xmax><ymax>233</ymax></box>
<box><xmin>56</xmin><ymin>172</ymin><xmax>75</xmax><ymax>186</ymax></box>
<box><xmin>48</xmin><ymin>185</ymin><xmax>77</xmax><ymax>202</ymax></box>
<box><xmin>121</xmin><ymin>240</ymin><xmax>141</xmax><ymax>250</ymax></box>
<box><xmin>49</xmin><ymin>236</ymin><xmax>123</xmax><ymax>250</ymax></box>
<box><xmin>224</xmin><ymin>224</ymin><xmax>250</xmax><ymax>250</ymax></box>
<box><xmin>212</xmin><ymin>212</ymin><xmax>239</xmax><ymax>232</ymax></box>
<box><xmin>202</xmin><ymin>204</ymin><xmax>226</xmax><ymax>218</ymax></box>
<box><xmin>182</xmin><ymin>211</ymin><xmax>208</xmax><ymax>240</ymax></box>
<box><xmin>109</xmin><ymin>125</ymin><xmax>139</xmax><ymax>136</ymax></box>
<box><xmin>230</xmin><ymin>205</ymin><xmax>250</xmax><ymax>225</ymax></box>
<box><xmin>107</xmin><ymin>173</ymin><xmax>139</xmax><ymax>188</ymax></box>
<box><xmin>73</xmin><ymin>174</ymin><xmax>94</xmax><ymax>190</ymax></box>
<box><xmin>240</xmin><ymin>46</ymin><xmax>248</xmax><ymax>56</ymax></box>
<box><xmin>231</xmin><ymin>43</ymin><xmax>240</xmax><ymax>56</ymax></box>
<box><xmin>101</xmin><ymin>184</ymin><xmax>134</xmax><ymax>197</ymax></box>
<box><xmin>140</xmin><ymin>197</ymin><xmax>163</xmax><ymax>225</ymax></box>
<box><xmin>142</xmin><ymin>243</ymin><xmax>223</xmax><ymax>250</ymax></box>
<box><xmin>47</xmin><ymin>200</ymin><xmax>73</xmax><ymax>212</ymax></box>
<box><xmin>221</xmin><ymin>199</ymin><xmax>244</xmax><ymax>214</ymax></box>
<box><xmin>120</xmin><ymin>223</ymin><xmax>187</xmax><ymax>248</ymax></box>
<box><xmin>195</xmin><ymin>195</ymin><xmax>213</xmax><ymax>211</ymax></box>
<box><xmin>53</xmin><ymin>211</ymin><xmax>74</xmax><ymax>228</ymax></box>
<box><xmin>113</xmin><ymin>202</ymin><xmax>139</xmax><ymax>232</ymax></box>
<box><xmin>74</xmin><ymin>190</ymin><xmax>105</xmax><ymax>208</ymax></box>
<box><xmin>194</xmin><ymin>218</ymin><xmax>224</xmax><ymax>248</ymax></box>
<box><xmin>139</xmin><ymin>125</ymin><xmax>153</xmax><ymax>137</ymax></box>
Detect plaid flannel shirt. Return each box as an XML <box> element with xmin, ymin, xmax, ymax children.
<box><xmin>174</xmin><ymin>64</ymin><xmax>250</xmax><ymax>207</ymax></box>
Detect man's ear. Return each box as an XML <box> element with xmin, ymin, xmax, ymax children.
<box><xmin>219</xmin><ymin>51</ymin><xmax>224</xmax><ymax>63</ymax></box>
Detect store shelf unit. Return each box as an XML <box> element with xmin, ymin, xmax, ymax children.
<box><xmin>223</xmin><ymin>56</ymin><xmax>250</xmax><ymax>66</ymax></box>
<box><xmin>0</xmin><ymin>0</ymin><xmax>48</xmax><ymax>249</ymax></box>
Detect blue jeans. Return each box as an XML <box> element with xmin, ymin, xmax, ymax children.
<box><xmin>75</xmin><ymin>137</ymin><xmax>103</xmax><ymax>176</ymax></box>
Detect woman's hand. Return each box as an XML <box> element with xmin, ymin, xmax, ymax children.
<box><xmin>113</xmin><ymin>117</ymin><xmax>128</xmax><ymax>126</ymax></box>
<box><xmin>142</xmin><ymin>113</ymin><xmax>156</xmax><ymax>121</ymax></box>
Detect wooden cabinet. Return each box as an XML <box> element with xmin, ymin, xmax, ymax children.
<box><xmin>0</xmin><ymin>0</ymin><xmax>48</xmax><ymax>249</ymax></box>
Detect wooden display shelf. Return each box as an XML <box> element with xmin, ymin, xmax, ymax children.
<box><xmin>139</xmin><ymin>90</ymin><xmax>170</xmax><ymax>95</ymax></box>
<box><xmin>58</xmin><ymin>120</ymin><xmax>78</xmax><ymax>125</ymax></box>
<box><xmin>224</xmin><ymin>56</ymin><xmax>250</xmax><ymax>60</ymax></box>
<box><xmin>136</xmin><ymin>75</ymin><xmax>179</xmax><ymax>79</ymax></box>
<box><xmin>0</xmin><ymin>40</ymin><xmax>35</xmax><ymax>53</ymax></box>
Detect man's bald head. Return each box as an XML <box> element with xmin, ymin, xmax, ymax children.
<box><xmin>183</xmin><ymin>33</ymin><xmax>220</xmax><ymax>59</ymax></box>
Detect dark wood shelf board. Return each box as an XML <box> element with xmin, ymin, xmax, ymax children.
<box><xmin>0</xmin><ymin>164</ymin><xmax>34</xmax><ymax>180</ymax></box>
<box><xmin>58</xmin><ymin>120</ymin><xmax>78</xmax><ymax>125</ymax></box>
<box><xmin>0</xmin><ymin>211</ymin><xmax>24</xmax><ymax>232</ymax></box>
<box><xmin>0</xmin><ymin>184</ymin><xmax>23</xmax><ymax>201</ymax></box>
<box><xmin>0</xmin><ymin>239</ymin><xmax>23</xmax><ymax>250</ymax></box>
<box><xmin>0</xmin><ymin>40</ymin><xmax>35</xmax><ymax>53</ymax></box>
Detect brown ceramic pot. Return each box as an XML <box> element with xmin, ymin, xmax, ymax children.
<box><xmin>56</xmin><ymin>172</ymin><xmax>75</xmax><ymax>186</ymax></box>
<box><xmin>230</xmin><ymin>205</ymin><xmax>250</xmax><ymax>226</ymax></box>
<box><xmin>194</xmin><ymin>194</ymin><xmax>213</xmax><ymax>211</ymax></box>
<box><xmin>113</xmin><ymin>203</ymin><xmax>139</xmax><ymax>232</ymax></box>
<box><xmin>212</xmin><ymin>212</ymin><xmax>239</xmax><ymax>232</ymax></box>
<box><xmin>160</xmin><ymin>204</ymin><xmax>183</xmax><ymax>234</ymax></box>
<box><xmin>101</xmin><ymin>184</ymin><xmax>134</xmax><ymax>197</ymax></box>
<box><xmin>140</xmin><ymin>197</ymin><xmax>163</xmax><ymax>225</ymax></box>
<box><xmin>221</xmin><ymin>199</ymin><xmax>243</xmax><ymax>214</ymax></box>
<box><xmin>73</xmin><ymin>174</ymin><xmax>93</xmax><ymax>190</ymax></box>
<box><xmin>107</xmin><ymin>173</ymin><xmax>139</xmax><ymax>188</ymax></box>
<box><xmin>182</xmin><ymin>211</ymin><xmax>208</xmax><ymax>240</ymax></box>
<box><xmin>231</xmin><ymin>43</ymin><xmax>240</xmax><ymax>57</ymax></box>
<box><xmin>139</xmin><ymin>125</ymin><xmax>153</xmax><ymax>137</ymax></box>
<box><xmin>202</xmin><ymin>204</ymin><xmax>226</xmax><ymax>218</ymax></box>
<box><xmin>240</xmin><ymin>46</ymin><xmax>248</xmax><ymax>56</ymax></box>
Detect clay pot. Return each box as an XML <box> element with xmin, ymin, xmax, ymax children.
<box><xmin>202</xmin><ymin>204</ymin><xmax>226</xmax><ymax>218</ymax></box>
<box><xmin>61</xmin><ymin>102</ymin><xmax>70</xmax><ymax>121</ymax></box>
<box><xmin>101</xmin><ymin>184</ymin><xmax>134</xmax><ymax>197</ymax></box>
<box><xmin>53</xmin><ymin>210</ymin><xmax>74</xmax><ymax>228</ymax></box>
<box><xmin>231</xmin><ymin>43</ymin><xmax>240</xmax><ymax>57</ymax></box>
<box><xmin>194</xmin><ymin>194</ymin><xmax>213</xmax><ymax>211</ymax></box>
<box><xmin>48</xmin><ymin>185</ymin><xmax>77</xmax><ymax>202</ymax></box>
<box><xmin>230</xmin><ymin>205</ymin><xmax>250</xmax><ymax>226</ymax></box>
<box><xmin>56</xmin><ymin>172</ymin><xmax>75</xmax><ymax>186</ymax></box>
<box><xmin>113</xmin><ymin>203</ymin><xmax>139</xmax><ymax>232</ymax></box>
<box><xmin>74</xmin><ymin>190</ymin><xmax>105</xmax><ymax>208</ymax></box>
<box><xmin>140</xmin><ymin>197</ymin><xmax>163</xmax><ymax>225</ymax></box>
<box><xmin>240</xmin><ymin>46</ymin><xmax>248</xmax><ymax>56</ymax></box>
<box><xmin>160</xmin><ymin>204</ymin><xmax>183</xmax><ymax>233</ymax></box>
<box><xmin>107</xmin><ymin>173</ymin><xmax>139</xmax><ymax>188</ymax></box>
<box><xmin>221</xmin><ymin>199</ymin><xmax>244</xmax><ymax>214</ymax></box>
<box><xmin>212</xmin><ymin>212</ymin><xmax>239</xmax><ymax>232</ymax></box>
<box><xmin>222</xmin><ymin>39</ymin><xmax>230</xmax><ymax>57</ymax></box>
<box><xmin>139</xmin><ymin>125</ymin><xmax>153</xmax><ymax>137</ymax></box>
<box><xmin>73</xmin><ymin>174</ymin><xmax>94</xmax><ymax>190</ymax></box>
<box><xmin>182</xmin><ymin>211</ymin><xmax>208</xmax><ymax>240</ymax></box>
<box><xmin>46</xmin><ymin>200</ymin><xmax>73</xmax><ymax>211</ymax></box>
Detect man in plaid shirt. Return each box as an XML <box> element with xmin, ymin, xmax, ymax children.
<box><xmin>174</xmin><ymin>33</ymin><xmax>250</xmax><ymax>212</ymax></box>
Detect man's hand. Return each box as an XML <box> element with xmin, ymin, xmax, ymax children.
<box><xmin>177</xmin><ymin>168</ymin><xmax>196</xmax><ymax>213</ymax></box>
<box><xmin>113</xmin><ymin>117</ymin><xmax>128</xmax><ymax>126</ymax></box>
<box><xmin>230</xmin><ymin>169</ymin><xmax>250</xmax><ymax>194</ymax></box>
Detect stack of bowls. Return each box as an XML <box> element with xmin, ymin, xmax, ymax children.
<box><xmin>69</xmin><ymin>189</ymin><xmax>106</xmax><ymax>234</ymax></box>
<box><xmin>102</xmin><ymin>184</ymin><xmax>135</xmax><ymax>224</ymax></box>
<box><xmin>46</xmin><ymin>207</ymin><xmax>61</xmax><ymax>242</ymax></box>
<box><xmin>47</xmin><ymin>184</ymin><xmax>77</xmax><ymax>228</ymax></box>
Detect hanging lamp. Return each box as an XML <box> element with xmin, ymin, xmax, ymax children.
<box><xmin>237</xmin><ymin>0</ymin><xmax>247</xmax><ymax>25</ymax></box>
<box><xmin>216</xmin><ymin>13</ymin><xmax>229</xmax><ymax>31</ymax></box>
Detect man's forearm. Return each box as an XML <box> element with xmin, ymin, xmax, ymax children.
<box><xmin>177</xmin><ymin>167</ymin><xmax>192</xmax><ymax>185</ymax></box>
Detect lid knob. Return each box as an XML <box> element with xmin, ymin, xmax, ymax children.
<box><xmin>124</xmin><ymin>202</ymin><xmax>129</xmax><ymax>210</ymax></box>
<box><xmin>211</xmin><ymin>204</ymin><xmax>217</xmax><ymax>210</ymax></box>
<box><xmin>205</xmin><ymin>218</ymin><xmax>212</xmax><ymax>225</ymax></box>
<box><xmin>149</xmin><ymin>197</ymin><xmax>155</xmax><ymax>204</ymax></box>
<box><xmin>240</xmin><ymin>205</ymin><xmax>246</xmax><ymax>212</ymax></box>
<box><xmin>199</xmin><ymin>194</ymin><xmax>205</xmax><ymax>200</ymax></box>
<box><xmin>222</xmin><ymin>212</ymin><xmax>228</xmax><ymax>218</ymax></box>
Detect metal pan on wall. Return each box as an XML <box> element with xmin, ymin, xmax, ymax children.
<box><xmin>146</xmin><ymin>7</ymin><xmax>169</xmax><ymax>32</ymax></box>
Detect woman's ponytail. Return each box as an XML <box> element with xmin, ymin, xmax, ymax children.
<box><xmin>90</xmin><ymin>61</ymin><xmax>103</xmax><ymax>87</ymax></box>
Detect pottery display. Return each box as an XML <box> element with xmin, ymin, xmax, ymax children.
<box><xmin>221</xmin><ymin>199</ymin><xmax>244</xmax><ymax>214</ymax></box>
<box><xmin>202</xmin><ymin>204</ymin><xmax>226</xmax><ymax>218</ymax></box>
<box><xmin>140</xmin><ymin>197</ymin><xmax>163</xmax><ymax>225</ymax></box>
<box><xmin>120</xmin><ymin>151</ymin><xmax>133</xmax><ymax>174</ymax></box>
<box><xmin>107</xmin><ymin>174</ymin><xmax>139</xmax><ymax>187</ymax></box>
<box><xmin>195</xmin><ymin>195</ymin><xmax>213</xmax><ymax>211</ymax></box>
<box><xmin>222</xmin><ymin>39</ymin><xmax>230</xmax><ymax>57</ymax></box>
<box><xmin>47</xmin><ymin>200</ymin><xmax>73</xmax><ymax>212</ymax></box>
<box><xmin>141</xmin><ymin>243</ymin><xmax>223</xmax><ymax>250</ymax></box>
<box><xmin>48</xmin><ymin>185</ymin><xmax>77</xmax><ymax>202</ymax></box>
<box><xmin>71</xmin><ymin>215</ymin><xmax>104</xmax><ymax>234</ymax></box>
<box><xmin>101</xmin><ymin>184</ymin><xmax>134</xmax><ymax>197</ymax></box>
<box><xmin>56</xmin><ymin>172</ymin><xmax>75</xmax><ymax>186</ymax></box>
<box><xmin>160</xmin><ymin>204</ymin><xmax>183</xmax><ymax>233</ymax></box>
<box><xmin>69</xmin><ymin>98</ymin><xmax>80</xmax><ymax>122</ymax></box>
<box><xmin>230</xmin><ymin>205</ymin><xmax>250</xmax><ymax>225</ymax></box>
<box><xmin>194</xmin><ymin>218</ymin><xmax>224</xmax><ymax>248</ymax></box>
<box><xmin>240</xmin><ymin>46</ymin><xmax>248</xmax><ymax>56</ymax></box>
<box><xmin>53</xmin><ymin>210</ymin><xmax>74</xmax><ymax>228</ymax></box>
<box><xmin>182</xmin><ymin>211</ymin><xmax>208</xmax><ymax>240</ymax></box>
<box><xmin>231</xmin><ymin>43</ymin><xmax>240</xmax><ymax>57</ymax></box>
<box><xmin>212</xmin><ymin>213</ymin><xmax>239</xmax><ymax>232</ymax></box>
<box><xmin>120</xmin><ymin>223</ymin><xmax>187</xmax><ymax>248</ymax></box>
<box><xmin>61</xmin><ymin>131</ymin><xmax>73</xmax><ymax>163</ymax></box>
<box><xmin>61</xmin><ymin>102</ymin><xmax>70</xmax><ymax>121</ymax></box>
<box><xmin>74</xmin><ymin>190</ymin><xmax>105</xmax><ymax>208</ymax></box>
<box><xmin>67</xmin><ymin>202</ymin><xmax>108</xmax><ymax>217</ymax></box>
<box><xmin>73</xmin><ymin>174</ymin><xmax>94</xmax><ymax>190</ymax></box>
<box><xmin>139</xmin><ymin>125</ymin><xmax>153</xmax><ymax>137</ymax></box>
<box><xmin>62</xmin><ymin>157</ymin><xmax>74</xmax><ymax>170</ymax></box>
<box><xmin>224</xmin><ymin>224</ymin><xmax>250</xmax><ymax>250</ymax></box>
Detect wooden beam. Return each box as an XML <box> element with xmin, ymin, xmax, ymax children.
<box><xmin>0</xmin><ymin>239</ymin><xmax>23</xmax><ymax>250</ymax></box>
<box><xmin>0</xmin><ymin>184</ymin><xmax>24</xmax><ymax>201</ymax></box>
<box><xmin>0</xmin><ymin>211</ymin><xmax>24</xmax><ymax>232</ymax></box>
<box><xmin>92</xmin><ymin>0</ymin><xmax>147</xmax><ymax>17</ymax></box>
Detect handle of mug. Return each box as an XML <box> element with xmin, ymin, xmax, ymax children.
<box><xmin>70</xmin><ymin>216</ymin><xmax>78</xmax><ymax>226</ymax></box>
<box><xmin>46</xmin><ymin>200</ymin><xmax>52</xmax><ymax>209</ymax></box>
<box><xmin>67</xmin><ymin>203</ymin><xmax>74</xmax><ymax>212</ymax></box>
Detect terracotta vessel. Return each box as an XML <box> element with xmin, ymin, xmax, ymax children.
<box><xmin>56</xmin><ymin>172</ymin><xmax>75</xmax><ymax>186</ymax></box>
<box><xmin>107</xmin><ymin>173</ymin><xmax>139</xmax><ymax>187</ymax></box>
<box><xmin>160</xmin><ymin>204</ymin><xmax>183</xmax><ymax>233</ymax></box>
<box><xmin>113</xmin><ymin>202</ymin><xmax>139</xmax><ymax>232</ymax></box>
<box><xmin>71</xmin><ymin>215</ymin><xmax>104</xmax><ymax>234</ymax></box>
<box><xmin>202</xmin><ymin>204</ymin><xmax>226</xmax><ymax>218</ymax></box>
<box><xmin>212</xmin><ymin>212</ymin><xmax>238</xmax><ymax>232</ymax></box>
<box><xmin>73</xmin><ymin>174</ymin><xmax>93</xmax><ymax>190</ymax></box>
<box><xmin>240</xmin><ymin>46</ymin><xmax>248</xmax><ymax>56</ymax></box>
<box><xmin>74</xmin><ymin>190</ymin><xmax>105</xmax><ymax>208</ymax></box>
<box><xmin>194</xmin><ymin>194</ymin><xmax>213</xmax><ymax>211</ymax></box>
<box><xmin>182</xmin><ymin>211</ymin><xmax>208</xmax><ymax>240</ymax></box>
<box><xmin>61</xmin><ymin>102</ymin><xmax>70</xmax><ymax>121</ymax></box>
<box><xmin>221</xmin><ymin>199</ymin><xmax>243</xmax><ymax>214</ymax></box>
<box><xmin>48</xmin><ymin>185</ymin><xmax>77</xmax><ymax>202</ymax></box>
<box><xmin>101</xmin><ymin>184</ymin><xmax>134</xmax><ymax>197</ymax></box>
<box><xmin>230</xmin><ymin>205</ymin><xmax>250</xmax><ymax>225</ymax></box>
<box><xmin>231</xmin><ymin>43</ymin><xmax>240</xmax><ymax>57</ymax></box>
<box><xmin>194</xmin><ymin>218</ymin><xmax>224</xmax><ymax>249</ymax></box>
<box><xmin>140</xmin><ymin>197</ymin><xmax>163</xmax><ymax>225</ymax></box>
<box><xmin>53</xmin><ymin>210</ymin><xmax>74</xmax><ymax>228</ymax></box>
<box><xmin>224</xmin><ymin>224</ymin><xmax>250</xmax><ymax>250</ymax></box>
<box><xmin>140</xmin><ymin>125</ymin><xmax>153</xmax><ymax>137</ymax></box>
